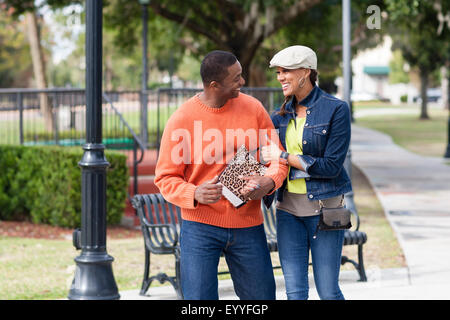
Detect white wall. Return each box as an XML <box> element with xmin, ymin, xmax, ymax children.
<box><xmin>335</xmin><ymin>36</ymin><xmax>418</xmax><ymax>103</ymax></box>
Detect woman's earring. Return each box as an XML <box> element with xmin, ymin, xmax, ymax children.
<box><xmin>298</xmin><ymin>77</ymin><xmax>306</xmax><ymax>88</ymax></box>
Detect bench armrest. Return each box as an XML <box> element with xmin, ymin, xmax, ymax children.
<box><xmin>140</xmin><ymin>222</ymin><xmax>179</xmax><ymax>254</ymax></box>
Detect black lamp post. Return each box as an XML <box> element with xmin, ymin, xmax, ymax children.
<box><xmin>445</xmin><ymin>111</ymin><xmax>450</xmax><ymax>158</ymax></box>
<box><xmin>68</xmin><ymin>0</ymin><xmax>120</xmax><ymax>300</ymax></box>
<box><xmin>139</xmin><ymin>0</ymin><xmax>150</xmax><ymax>147</ymax></box>
<box><xmin>445</xmin><ymin>75</ymin><xmax>450</xmax><ymax>158</ymax></box>
<box><xmin>342</xmin><ymin>0</ymin><xmax>359</xmax><ymax>219</ymax></box>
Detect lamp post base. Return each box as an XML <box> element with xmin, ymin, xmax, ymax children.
<box><xmin>68</xmin><ymin>252</ymin><xmax>120</xmax><ymax>300</ymax></box>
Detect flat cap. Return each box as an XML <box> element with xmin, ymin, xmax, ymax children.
<box><xmin>269</xmin><ymin>45</ymin><xmax>317</xmax><ymax>70</ymax></box>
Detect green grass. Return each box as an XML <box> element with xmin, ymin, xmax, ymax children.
<box><xmin>344</xmin><ymin>165</ymin><xmax>406</xmax><ymax>270</ymax></box>
<box><xmin>354</xmin><ymin>103</ymin><xmax>448</xmax><ymax>157</ymax></box>
<box><xmin>0</xmin><ymin>101</ymin><xmax>419</xmax><ymax>300</ymax></box>
<box><xmin>0</xmin><ymin>235</ymin><xmax>148</xmax><ymax>300</ymax></box>
<box><xmin>0</xmin><ymin>237</ymin><xmax>75</xmax><ymax>299</ymax></box>
<box><xmin>0</xmin><ymin>162</ymin><xmax>405</xmax><ymax>299</ymax></box>
<box><xmin>353</xmin><ymin>101</ymin><xmax>415</xmax><ymax>110</ymax></box>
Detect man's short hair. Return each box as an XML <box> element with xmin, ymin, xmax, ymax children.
<box><xmin>200</xmin><ymin>50</ymin><xmax>237</xmax><ymax>84</ymax></box>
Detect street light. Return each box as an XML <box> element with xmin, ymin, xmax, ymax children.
<box><xmin>445</xmin><ymin>110</ymin><xmax>450</xmax><ymax>158</ymax></box>
<box><xmin>139</xmin><ymin>0</ymin><xmax>150</xmax><ymax>147</ymax></box>
<box><xmin>445</xmin><ymin>75</ymin><xmax>450</xmax><ymax>158</ymax></box>
<box><xmin>68</xmin><ymin>0</ymin><xmax>120</xmax><ymax>300</ymax></box>
<box><xmin>342</xmin><ymin>0</ymin><xmax>358</xmax><ymax>217</ymax></box>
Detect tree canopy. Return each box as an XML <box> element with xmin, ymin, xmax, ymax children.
<box><xmin>386</xmin><ymin>0</ymin><xmax>450</xmax><ymax>118</ymax></box>
<box><xmin>3</xmin><ymin>0</ymin><xmax>391</xmax><ymax>88</ymax></box>
<box><xmin>0</xmin><ymin>6</ymin><xmax>32</xmax><ymax>87</ymax></box>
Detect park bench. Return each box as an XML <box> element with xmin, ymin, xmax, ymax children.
<box><xmin>131</xmin><ymin>192</ymin><xmax>367</xmax><ymax>299</ymax></box>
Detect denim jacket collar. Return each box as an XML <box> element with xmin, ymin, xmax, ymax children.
<box><xmin>285</xmin><ymin>85</ymin><xmax>321</xmax><ymax>115</ymax></box>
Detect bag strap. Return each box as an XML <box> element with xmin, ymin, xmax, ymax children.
<box><xmin>318</xmin><ymin>195</ymin><xmax>345</xmax><ymax>209</ymax></box>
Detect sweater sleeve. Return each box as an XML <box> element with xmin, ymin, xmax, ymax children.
<box><xmin>154</xmin><ymin>113</ymin><xmax>198</xmax><ymax>209</ymax></box>
<box><xmin>258</xmin><ymin>106</ymin><xmax>289</xmax><ymax>193</ymax></box>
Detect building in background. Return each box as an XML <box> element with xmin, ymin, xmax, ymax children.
<box><xmin>336</xmin><ymin>36</ymin><xmax>419</xmax><ymax>104</ymax></box>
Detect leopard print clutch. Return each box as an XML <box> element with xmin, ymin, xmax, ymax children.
<box><xmin>219</xmin><ymin>145</ymin><xmax>267</xmax><ymax>207</ymax></box>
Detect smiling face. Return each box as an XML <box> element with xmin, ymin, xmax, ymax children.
<box><xmin>276</xmin><ymin>67</ymin><xmax>310</xmax><ymax>97</ymax></box>
<box><xmin>216</xmin><ymin>61</ymin><xmax>245</xmax><ymax>100</ymax></box>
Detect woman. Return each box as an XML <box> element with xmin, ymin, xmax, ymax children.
<box><xmin>261</xmin><ymin>45</ymin><xmax>352</xmax><ymax>300</ymax></box>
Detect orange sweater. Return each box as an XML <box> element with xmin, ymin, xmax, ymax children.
<box><xmin>154</xmin><ymin>93</ymin><xmax>288</xmax><ymax>228</ymax></box>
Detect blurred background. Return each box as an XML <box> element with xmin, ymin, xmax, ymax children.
<box><xmin>0</xmin><ymin>0</ymin><xmax>449</xmax><ymax>300</ymax></box>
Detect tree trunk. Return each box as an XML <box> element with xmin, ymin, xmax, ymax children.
<box><xmin>249</xmin><ymin>64</ymin><xmax>267</xmax><ymax>87</ymax></box>
<box><xmin>441</xmin><ymin>65</ymin><xmax>449</xmax><ymax>110</ymax></box>
<box><xmin>419</xmin><ymin>68</ymin><xmax>430</xmax><ymax>120</ymax></box>
<box><xmin>148</xmin><ymin>1</ymin><xmax>323</xmax><ymax>88</ymax></box>
<box><xmin>25</xmin><ymin>11</ymin><xmax>53</xmax><ymax>132</ymax></box>
<box><xmin>237</xmin><ymin>41</ymin><xmax>264</xmax><ymax>87</ymax></box>
<box><xmin>104</xmin><ymin>53</ymin><xmax>113</xmax><ymax>91</ymax></box>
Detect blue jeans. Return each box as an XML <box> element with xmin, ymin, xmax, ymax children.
<box><xmin>276</xmin><ymin>209</ymin><xmax>345</xmax><ymax>300</ymax></box>
<box><xmin>180</xmin><ymin>219</ymin><xmax>276</xmax><ymax>300</ymax></box>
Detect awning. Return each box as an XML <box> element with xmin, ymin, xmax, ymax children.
<box><xmin>363</xmin><ymin>66</ymin><xmax>390</xmax><ymax>75</ymax></box>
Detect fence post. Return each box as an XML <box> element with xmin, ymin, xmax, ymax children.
<box><xmin>18</xmin><ymin>92</ymin><xmax>24</xmax><ymax>145</ymax></box>
<box><xmin>52</xmin><ymin>92</ymin><xmax>59</xmax><ymax>145</ymax></box>
<box><xmin>157</xmin><ymin>88</ymin><xmax>161</xmax><ymax>152</ymax></box>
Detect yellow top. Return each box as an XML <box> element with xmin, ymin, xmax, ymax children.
<box><xmin>286</xmin><ymin>117</ymin><xmax>307</xmax><ymax>194</ymax></box>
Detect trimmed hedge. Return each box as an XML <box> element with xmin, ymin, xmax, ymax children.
<box><xmin>0</xmin><ymin>145</ymin><xmax>128</xmax><ymax>228</ymax></box>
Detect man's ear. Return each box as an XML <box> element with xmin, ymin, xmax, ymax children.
<box><xmin>209</xmin><ymin>80</ymin><xmax>220</xmax><ymax>89</ymax></box>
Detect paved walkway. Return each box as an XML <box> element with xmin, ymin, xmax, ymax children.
<box><xmin>121</xmin><ymin>124</ymin><xmax>450</xmax><ymax>300</ymax></box>
<box><xmin>349</xmin><ymin>124</ymin><xmax>450</xmax><ymax>299</ymax></box>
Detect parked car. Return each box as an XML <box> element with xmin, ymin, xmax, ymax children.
<box><xmin>413</xmin><ymin>88</ymin><xmax>442</xmax><ymax>103</ymax></box>
<box><xmin>351</xmin><ymin>91</ymin><xmax>390</xmax><ymax>102</ymax></box>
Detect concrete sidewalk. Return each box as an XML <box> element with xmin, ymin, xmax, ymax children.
<box><xmin>349</xmin><ymin>124</ymin><xmax>450</xmax><ymax>299</ymax></box>
<box><xmin>120</xmin><ymin>268</ymin><xmax>412</xmax><ymax>300</ymax></box>
<box><xmin>121</xmin><ymin>124</ymin><xmax>450</xmax><ymax>300</ymax></box>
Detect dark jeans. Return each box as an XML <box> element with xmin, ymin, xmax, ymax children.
<box><xmin>276</xmin><ymin>209</ymin><xmax>345</xmax><ymax>300</ymax></box>
<box><xmin>180</xmin><ymin>219</ymin><xmax>276</xmax><ymax>300</ymax></box>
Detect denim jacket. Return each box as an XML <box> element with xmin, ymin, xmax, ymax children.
<box><xmin>265</xmin><ymin>85</ymin><xmax>352</xmax><ymax>207</ymax></box>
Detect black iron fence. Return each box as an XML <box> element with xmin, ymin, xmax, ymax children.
<box><xmin>0</xmin><ymin>88</ymin><xmax>140</xmax><ymax>147</ymax></box>
<box><xmin>0</xmin><ymin>87</ymin><xmax>283</xmax><ymax>198</ymax></box>
<box><xmin>0</xmin><ymin>88</ymin><xmax>145</xmax><ymax>198</ymax></box>
<box><xmin>0</xmin><ymin>87</ymin><xmax>284</xmax><ymax>149</ymax></box>
<box><xmin>153</xmin><ymin>87</ymin><xmax>285</xmax><ymax>149</ymax></box>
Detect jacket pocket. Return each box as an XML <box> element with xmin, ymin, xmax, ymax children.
<box><xmin>312</xmin><ymin>123</ymin><xmax>330</xmax><ymax>154</ymax></box>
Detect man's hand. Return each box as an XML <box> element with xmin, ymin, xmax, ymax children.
<box><xmin>239</xmin><ymin>175</ymin><xmax>275</xmax><ymax>201</ymax></box>
<box><xmin>261</xmin><ymin>137</ymin><xmax>282</xmax><ymax>162</ymax></box>
<box><xmin>194</xmin><ymin>176</ymin><xmax>223</xmax><ymax>204</ymax></box>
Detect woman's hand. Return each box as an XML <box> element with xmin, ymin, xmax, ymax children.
<box><xmin>261</xmin><ymin>138</ymin><xmax>282</xmax><ymax>162</ymax></box>
<box><xmin>239</xmin><ymin>175</ymin><xmax>275</xmax><ymax>201</ymax></box>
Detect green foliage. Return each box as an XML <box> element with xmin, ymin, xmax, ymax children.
<box><xmin>0</xmin><ymin>146</ymin><xmax>24</xmax><ymax>219</ymax></box>
<box><xmin>386</xmin><ymin>0</ymin><xmax>449</xmax><ymax>118</ymax></box>
<box><xmin>262</xmin><ymin>0</ymin><xmax>387</xmax><ymax>90</ymax></box>
<box><xmin>389</xmin><ymin>50</ymin><xmax>409</xmax><ymax>84</ymax></box>
<box><xmin>0</xmin><ymin>9</ymin><xmax>33</xmax><ymax>87</ymax></box>
<box><xmin>386</xmin><ymin>0</ymin><xmax>449</xmax><ymax>71</ymax></box>
<box><xmin>4</xmin><ymin>0</ymin><xmax>393</xmax><ymax>88</ymax></box>
<box><xmin>0</xmin><ymin>145</ymin><xmax>128</xmax><ymax>228</ymax></box>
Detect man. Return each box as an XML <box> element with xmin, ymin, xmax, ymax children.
<box><xmin>154</xmin><ymin>50</ymin><xmax>288</xmax><ymax>300</ymax></box>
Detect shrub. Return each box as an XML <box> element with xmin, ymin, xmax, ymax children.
<box><xmin>0</xmin><ymin>145</ymin><xmax>128</xmax><ymax>228</ymax></box>
<box><xmin>0</xmin><ymin>146</ymin><xmax>26</xmax><ymax>220</ymax></box>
